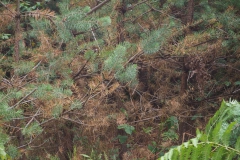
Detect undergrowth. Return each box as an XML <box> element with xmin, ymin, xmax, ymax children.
<box><xmin>160</xmin><ymin>100</ymin><xmax>240</xmax><ymax>160</ymax></box>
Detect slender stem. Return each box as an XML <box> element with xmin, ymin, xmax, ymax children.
<box><xmin>14</xmin><ymin>0</ymin><xmax>21</xmax><ymax>62</ymax></box>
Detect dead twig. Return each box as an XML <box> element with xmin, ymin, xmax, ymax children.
<box><xmin>87</xmin><ymin>0</ymin><xmax>111</xmax><ymax>15</ymax></box>
<box><xmin>23</xmin><ymin>108</ymin><xmax>41</xmax><ymax>129</ymax></box>
<box><xmin>9</xmin><ymin>88</ymin><xmax>37</xmax><ymax>109</ymax></box>
<box><xmin>73</xmin><ymin>58</ymin><xmax>91</xmax><ymax>80</ymax></box>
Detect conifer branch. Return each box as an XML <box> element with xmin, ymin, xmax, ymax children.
<box><xmin>145</xmin><ymin>3</ymin><xmax>182</xmax><ymax>22</ymax></box>
<box><xmin>9</xmin><ymin>88</ymin><xmax>37</xmax><ymax>109</ymax></box>
<box><xmin>133</xmin><ymin>9</ymin><xmax>152</xmax><ymax>22</ymax></box>
<box><xmin>20</xmin><ymin>61</ymin><xmax>42</xmax><ymax>84</ymax></box>
<box><xmin>125</xmin><ymin>51</ymin><xmax>143</xmax><ymax>65</ymax></box>
<box><xmin>87</xmin><ymin>0</ymin><xmax>111</xmax><ymax>15</ymax></box>
<box><xmin>24</xmin><ymin>108</ymin><xmax>41</xmax><ymax>129</ymax></box>
<box><xmin>72</xmin><ymin>27</ymin><xmax>100</xmax><ymax>37</ymax></box>
<box><xmin>127</xmin><ymin>0</ymin><xmax>148</xmax><ymax>11</ymax></box>
<box><xmin>39</xmin><ymin>117</ymin><xmax>55</xmax><ymax>126</ymax></box>
<box><xmin>17</xmin><ymin>134</ymin><xmax>40</xmax><ymax>149</ymax></box>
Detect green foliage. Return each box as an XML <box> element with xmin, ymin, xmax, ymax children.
<box><xmin>32</xmin><ymin>83</ymin><xmax>53</xmax><ymax>100</ymax></box>
<box><xmin>0</xmin><ymin>101</ymin><xmax>23</xmax><ymax>122</ymax></box>
<box><xmin>115</xmin><ymin>64</ymin><xmax>138</xmax><ymax>84</ymax></box>
<box><xmin>148</xmin><ymin>141</ymin><xmax>160</xmax><ymax>154</ymax></box>
<box><xmin>22</xmin><ymin>122</ymin><xmax>43</xmax><ymax>137</ymax></box>
<box><xmin>0</xmin><ymin>131</ymin><xmax>10</xmax><ymax>159</ymax></box>
<box><xmin>61</xmin><ymin>78</ymin><xmax>74</xmax><ymax>88</ymax></box>
<box><xmin>20</xmin><ymin>1</ymin><xmax>42</xmax><ymax>12</ymax></box>
<box><xmin>29</xmin><ymin>19</ymin><xmax>52</xmax><ymax>36</ymax></box>
<box><xmin>159</xmin><ymin>100</ymin><xmax>240</xmax><ymax>160</ymax></box>
<box><xmin>165</xmin><ymin>116</ymin><xmax>178</xmax><ymax>130</ymax></box>
<box><xmin>104</xmin><ymin>44</ymin><xmax>138</xmax><ymax>85</ymax></box>
<box><xmin>54</xmin><ymin>1</ymin><xmax>111</xmax><ymax>42</ymax></box>
<box><xmin>162</xmin><ymin>116</ymin><xmax>179</xmax><ymax>141</ymax></box>
<box><xmin>84</xmin><ymin>50</ymin><xmax>96</xmax><ymax>61</ymax></box>
<box><xmin>53</xmin><ymin>87</ymin><xmax>72</xmax><ymax>98</ymax></box>
<box><xmin>143</xmin><ymin>127</ymin><xmax>153</xmax><ymax>134</ymax></box>
<box><xmin>117</xmin><ymin>135</ymin><xmax>128</xmax><ymax>144</ymax></box>
<box><xmin>13</xmin><ymin>61</ymin><xmax>35</xmax><ymax>76</ymax></box>
<box><xmin>51</xmin><ymin>104</ymin><xmax>63</xmax><ymax>118</ymax></box>
<box><xmin>0</xmin><ymin>34</ymin><xmax>11</xmax><ymax>40</ymax></box>
<box><xmin>117</xmin><ymin>124</ymin><xmax>135</xmax><ymax>135</ymax></box>
<box><xmin>162</xmin><ymin>129</ymin><xmax>178</xmax><ymax>141</ymax></box>
<box><xmin>104</xmin><ymin>45</ymin><xmax>127</xmax><ymax>71</ymax></box>
<box><xmin>165</xmin><ymin>0</ymin><xmax>187</xmax><ymax>8</ymax></box>
<box><xmin>6</xmin><ymin>145</ymin><xmax>18</xmax><ymax>159</ymax></box>
<box><xmin>70</xmin><ymin>100</ymin><xmax>82</xmax><ymax>110</ymax></box>
<box><xmin>141</xmin><ymin>27</ymin><xmax>171</xmax><ymax>54</ymax></box>
<box><xmin>1</xmin><ymin>0</ymin><xmax>240</xmax><ymax>159</ymax></box>
<box><xmin>98</xmin><ymin>17</ymin><xmax>111</xmax><ymax>27</ymax></box>
<box><xmin>0</xmin><ymin>143</ymin><xmax>10</xmax><ymax>160</ymax></box>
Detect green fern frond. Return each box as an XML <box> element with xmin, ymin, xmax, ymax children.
<box><xmin>171</xmin><ymin>148</ymin><xmax>179</xmax><ymax>160</ymax></box>
<box><xmin>202</xmin><ymin>143</ymin><xmax>212</xmax><ymax>160</ymax></box>
<box><xmin>182</xmin><ymin>145</ymin><xmax>192</xmax><ymax>160</ymax></box>
<box><xmin>159</xmin><ymin>100</ymin><xmax>240</xmax><ymax>160</ymax></box>
<box><xmin>222</xmin><ymin>122</ymin><xmax>237</xmax><ymax>146</ymax></box>
<box><xmin>235</xmin><ymin>136</ymin><xmax>240</xmax><ymax>150</ymax></box>
<box><xmin>212</xmin><ymin>147</ymin><xmax>225</xmax><ymax>160</ymax></box>
<box><xmin>210</xmin><ymin>121</ymin><xmax>222</xmax><ymax>143</ymax></box>
<box><xmin>191</xmin><ymin>143</ymin><xmax>203</xmax><ymax>160</ymax></box>
<box><xmin>225</xmin><ymin>151</ymin><xmax>236</xmax><ymax>160</ymax></box>
<box><xmin>179</xmin><ymin>146</ymin><xmax>187</xmax><ymax>160</ymax></box>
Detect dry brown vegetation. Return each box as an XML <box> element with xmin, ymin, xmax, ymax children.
<box><xmin>1</xmin><ymin>0</ymin><xmax>240</xmax><ymax>159</ymax></box>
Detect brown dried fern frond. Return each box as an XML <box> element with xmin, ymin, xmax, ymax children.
<box><xmin>24</xmin><ymin>9</ymin><xmax>55</xmax><ymax>20</ymax></box>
